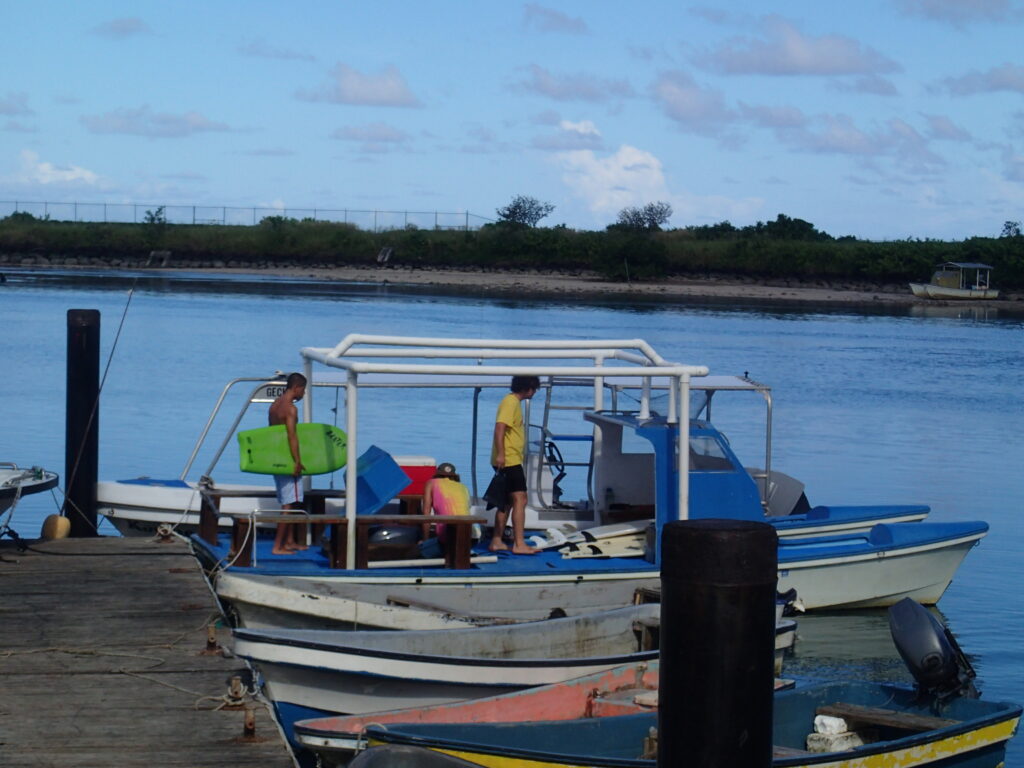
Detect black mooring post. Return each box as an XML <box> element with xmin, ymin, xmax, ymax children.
<box><xmin>65</xmin><ymin>309</ymin><xmax>100</xmax><ymax>537</ymax></box>
<box><xmin>659</xmin><ymin>518</ymin><xmax>778</xmax><ymax>768</ymax></box>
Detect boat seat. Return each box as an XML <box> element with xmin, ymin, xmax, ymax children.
<box><xmin>815</xmin><ymin>703</ymin><xmax>959</xmax><ymax>732</ymax></box>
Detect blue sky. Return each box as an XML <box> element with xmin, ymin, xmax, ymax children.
<box><xmin>2</xmin><ymin>1</ymin><xmax>1023</xmax><ymax>239</ymax></box>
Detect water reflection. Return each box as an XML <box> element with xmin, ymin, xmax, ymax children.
<box><xmin>784</xmin><ymin>606</ymin><xmax>987</xmax><ymax>691</ymax></box>
<box><xmin>908</xmin><ymin>304</ymin><xmax>1002</xmax><ymax>321</ymax></box>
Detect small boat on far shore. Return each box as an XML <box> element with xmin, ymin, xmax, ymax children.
<box><xmin>909</xmin><ymin>262</ymin><xmax>1000</xmax><ymax>300</ymax></box>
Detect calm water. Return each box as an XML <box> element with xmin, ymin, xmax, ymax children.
<box><xmin>3</xmin><ymin>269</ymin><xmax>1023</xmax><ymax>759</ymax></box>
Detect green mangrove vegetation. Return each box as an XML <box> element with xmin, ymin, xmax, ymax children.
<box><xmin>1</xmin><ymin>206</ymin><xmax>1022</xmax><ymax>290</ymax></box>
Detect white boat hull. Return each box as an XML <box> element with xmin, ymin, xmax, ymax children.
<box><xmin>777</xmin><ymin>533</ymin><xmax>982</xmax><ymax>609</ymax></box>
<box><xmin>215</xmin><ymin>570</ymin><xmax>659</xmax><ymax>630</ymax></box>
<box><xmin>909</xmin><ymin>282</ymin><xmax>1000</xmax><ymax>300</ymax></box>
<box><xmin>232</xmin><ymin>605</ymin><xmax>661</xmax><ymax>716</ymax></box>
<box><xmin>96</xmin><ymin>479</ymin><xmax>291</xmax><ymax>536</ymax></box>
<box><xmin>1</xmin><ymin>465</ymin><xmax>59</xmax><ymax>515</ymax></box>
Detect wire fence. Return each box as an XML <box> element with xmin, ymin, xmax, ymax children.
<box><xmin>0</xmin><ymin>200</ymin><xmax>495</xmax><ymax>232</ymax></box>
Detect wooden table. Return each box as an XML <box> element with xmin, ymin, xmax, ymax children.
<box><xmin>198</xmin><ymin>487</ymin><xmax>348</xmax><ymax>545</ymax></box>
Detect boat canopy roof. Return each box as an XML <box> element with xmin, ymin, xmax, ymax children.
<box><xmin>302</xmin><ymin>371</ymin><xmax>762</xmax><ymax>393</ymax></box>
<box><xmin>299</xmin><ymin>334</ymin><xmax>709</xmax><ymax>383</ymax></box>
<box><xmin>936</xmin><ymin>262</ymin><xmax>993</xmax><ymax>270</ymax></box>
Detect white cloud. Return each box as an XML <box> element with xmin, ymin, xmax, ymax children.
<box><xmin>297</xmin><ymin>64</ymin><xmax>421</xmax><ymax>107</ymax></box>
<box><xmin>6</xmin><ymin>149</ymin><xmax>102</xmax><ymax>187</ymax></box>
<box><xmin>512</xmin><ymin>64</ymin><xmax>634</xmax><ymax>102</ymax></box>
<box><xmin>80</xmin><ymin>105</ymin><xmax>230</xmax><ymax>137</ymax></box>
<box><xmin>238</xmin><ymin>39</ymin><xmax>316</xmax><ymax>62</ymax></box>
<box><xmin>940</xmin><ymin>63</ymin><xmax>1024</xmax><ymax>95</ymax></box>
<box><xmin>923</xmin><ymin>114</ymin><xmax>972</xmax><ymax>141</ymax></box>
<box><xmin>557</xmin><ymin>145</ymin><xmax>669</xmax><ymax>214</ymax></box>
<box><xmin>532</xmin><ymin>120</ymin><xmax>603</xmax><ymax>151</ymax></box>
<box><xmin>331</xmin><ymin>122</ymin><xmax>412</xmax><ymax>153</ymax></box>
<box><xmin>3</xmin><ymin>120</ymin><xmax>37</xmax><ymax>133</ymax></box>
<box><xmin>523</xmin><ymin>4</ymin><xmax>588</xmax><ymax>34</ymax></box>
<box><xmin>560</xmin><ymin>119</ymin><xmax>600</xmax><ymax>136</ymax></box>
<box><xmin>896</xmin><ymin>0</ymin><xmax>1016</xmax><ymax>26</ymax></box>
<box><xmin>555</xmin><ymin>144</ymin><xmax>763</xmax><ymax>225</ymax></box>
<box><xmin>695</xmin><ymin>16</ymin><xmax>900</xmax><ymax>76</ymax></box>
<box><xmin>91</xmin><ymin>18</ymin><xmax>153</xmax><ymax>39</ymax></box>
<box><xmin>651</xmin><ymin>70</ymin><xmax>734</xmax><ymax>135</ymax></box>
<box><xmin>0</xmin><ymin>92</ymin><xmax>33</xmax><ymax>116</ymax></box>
<box><xmin>242</xmin><ymin>147</ymin><xmax>296</xmax><ymax>157</ymax></box>
<box><xmin>832</xmin><ymin>74</ymin><xmax>900</xmax><ymax>96</ymax></box>
<box><xmin>332</xmin><ymin>123</ymin><xmax>410</xmax><ymax>143</ymax></box>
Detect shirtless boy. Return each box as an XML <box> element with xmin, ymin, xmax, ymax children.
<box><xmin>269</xmin><ymin>372</ymin><xmax>307</xmax><ymax>555</ymax></box>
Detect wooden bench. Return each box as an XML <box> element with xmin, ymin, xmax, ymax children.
<box><xmin>815</xmin><ymin>702</ymin><xmax>959</xmax><ymax>732</ymax></box>
<box><xmin>221</xmin><ymin>511</ymin><xmax>485</xmax><ymax>570</ymax></box>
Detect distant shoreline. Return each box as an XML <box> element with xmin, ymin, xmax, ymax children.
<box><xmin>4</xmin><ymin>260</ymin><xmax>1023</xmax><ymax>310</ymax></box>
<box><xmin>196</xmin><ymin>263</ymin><xmax>1024</xmax><ymax>310</ymax></box>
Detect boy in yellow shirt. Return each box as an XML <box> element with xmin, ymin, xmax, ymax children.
<box><xmin>490</xmin><ymin>375</ymin><xmax>541</xmax><ymax>554</ymax></box>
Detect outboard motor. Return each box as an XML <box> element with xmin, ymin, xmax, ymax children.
<box><xmin>888</xmin><ymin>597</ymin><xmax>978</xmax><ymax>702</ymax></box>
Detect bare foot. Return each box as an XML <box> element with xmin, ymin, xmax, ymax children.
<box><xmin>512</xmin><ymin>543</ymin><xmax>538</xmax><ymax>555</ymax></box>
<box><xmin>489</xmin><ymin>540</ymin><xmax>509</xmax><ymax>552</ymax></box>
<box><xmin>271</xmin><ymin>546</ymin><xmax>297</xmax><ymax>555</ymax></box>
<box><xmin>286</xmin><ymin>543</ymin><xmax>309</xmax><ymax>551</ymax></box>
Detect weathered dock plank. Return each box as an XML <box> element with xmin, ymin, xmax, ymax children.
<box><xmin>0</xmin><ymin>536</ymin><xmax>293</xmax><ymax>768</ymax></box>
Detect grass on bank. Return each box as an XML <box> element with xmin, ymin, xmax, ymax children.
<box><xmin>1</xmin><ymin>212</ymin><xmax>1022</xmax><ymax>290</ymax></box>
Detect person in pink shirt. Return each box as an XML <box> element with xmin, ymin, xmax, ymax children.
<box><xmin>422</xmin><ymin>462</ymin><xmax>471</xmax><ymax>546</ymax></box>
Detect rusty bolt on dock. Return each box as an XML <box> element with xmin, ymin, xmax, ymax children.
<box><xmin>232</xmin><ymin>705</ymin><xmax>269</xmax><ymax>744</ymax></box>
<box><xmin>199</xmin><ymin>624</ymin><xmax>222</xmax><ymax>655</ymax></box>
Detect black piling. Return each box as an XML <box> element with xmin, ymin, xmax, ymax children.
<box><xmin>659</xmin><ymin>518</ymin><xmax>778</xmax><ymax>768</ymax></box>
<box><xmin>64</xmin><ymin>309</ymin><xmax>100</xmax><ymax>537</ymax></box>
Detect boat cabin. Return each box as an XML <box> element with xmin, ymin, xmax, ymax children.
<box><xmin>929</xmin><ymin>262</ymin><xmax>994</xmax><ymax>292</ymax></box>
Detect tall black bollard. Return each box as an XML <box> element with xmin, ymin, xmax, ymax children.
<box><xmin>659</xmin><ymin>518</ymin><xmax>778</xmax><ymax>768</ymax></box>
<box><xmin>65</xmin><ymin>309</ymin><xmax>100</xmax><ymax>537</ymax></box>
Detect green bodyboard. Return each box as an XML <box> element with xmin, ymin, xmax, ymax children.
<box><xmin>238</xmin><ymin>423</ymin><xmax>348</xmax><ymax>476</ymax></box>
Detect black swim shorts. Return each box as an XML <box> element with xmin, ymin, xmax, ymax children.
<box><xmin>496</xmin><ymin>464</ymin><xmax>527</xmax><ymax>494</ymax></box>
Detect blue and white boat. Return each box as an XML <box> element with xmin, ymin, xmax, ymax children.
<box><xmin>357</xmin><ymin>680</ymin><xmax>1021</xmax><ymax>768</ymax></box>
<box><xmin>98</xmin><ymin>341</ymin><xmax>927</xmax><ymax>540</ymax></box>
<box><xmin>352</xmin><ymin>598</ymin><xmax>1022</xmax><ymax>768</ymax></box>
<box><xmin>188</xmin><ymin>336</ymin><xmax>986</xmax><ymax>623</ymax></box>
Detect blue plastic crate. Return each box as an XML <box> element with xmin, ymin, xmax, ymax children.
<box><xmin>348</xmin><ymin>445</ymin><xmax>412</xmax><ymax>516</ymax></box>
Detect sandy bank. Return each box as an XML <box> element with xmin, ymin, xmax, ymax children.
<box><xmin>218</xmin><ymin>263</ymin><xmax>1024</xmax><ymax>310</ymax></box>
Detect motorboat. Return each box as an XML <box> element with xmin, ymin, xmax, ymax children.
<box><xmin>186</xmin><ymin>336</ymin><xmax>985</xmax><ymax>622</ymax></box>
<box><xmin>357</xmin><ymin>681</ymin><xmax>1020</xmax><ymax>768</ymax></box>
<box><xmin>1</xmin><ymin>463</ymin><xmax>59</xmax><ymax>516</ymax></box>
<box><xmin>909</xmin><ymin>262</ymin><xmax>1000</xmax><ymax>300</ymax></box>
<box><xmin>97</xmin><ymin>340</ymin><xmax>927</xmax><ymax>540</ymax></box>
<box><xmin>296</xmin><ymin>598</ymin><xmax>1020</xmax><ymax>768</ymax></box>
<box><xmin>231</xmin><ymin>603</ymin><xmax>794</xmax><ymax>746</ymax></box>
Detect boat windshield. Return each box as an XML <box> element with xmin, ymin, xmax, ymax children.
<box><xmin>689</xmin><ymin>436</ymin><xmax>734</xmax><ymax>471</ymax></box>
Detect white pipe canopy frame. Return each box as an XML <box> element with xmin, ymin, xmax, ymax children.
<box><xmin>299</xmin><ymin>334</ymin><xmax>709</xmax><ymax>567</ymax></box>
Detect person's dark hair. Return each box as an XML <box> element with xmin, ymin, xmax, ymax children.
<box><xmin>511</xmin><ymin>375</ymin><xmax>541</xmax><ymax>393</ymax></box>
<box><xmin>286</xmin><ymin>372</ymin><xmax>307</xmax><ymax>389</ymax></box>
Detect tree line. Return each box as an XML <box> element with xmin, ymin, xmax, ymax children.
<box><xmin>1</xmin><ymin>197</ymin><xmax>1022</xmax><ymax>290</ymax></box>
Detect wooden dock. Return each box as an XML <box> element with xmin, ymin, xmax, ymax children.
<box><xmin>0</xmin><ymin>535</ymin><xmax>293</xmax><ymax>767</ymax></box>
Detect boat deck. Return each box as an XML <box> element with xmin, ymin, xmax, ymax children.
<box><xmin>0</xmin><ymin>536</ymin><xmax>293</xmax><ymax>768</ymax></box>
<box><xmin>196</xmin><ymin>532</ymin><xmax>660</xmax><ymax>578</ymax></box>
